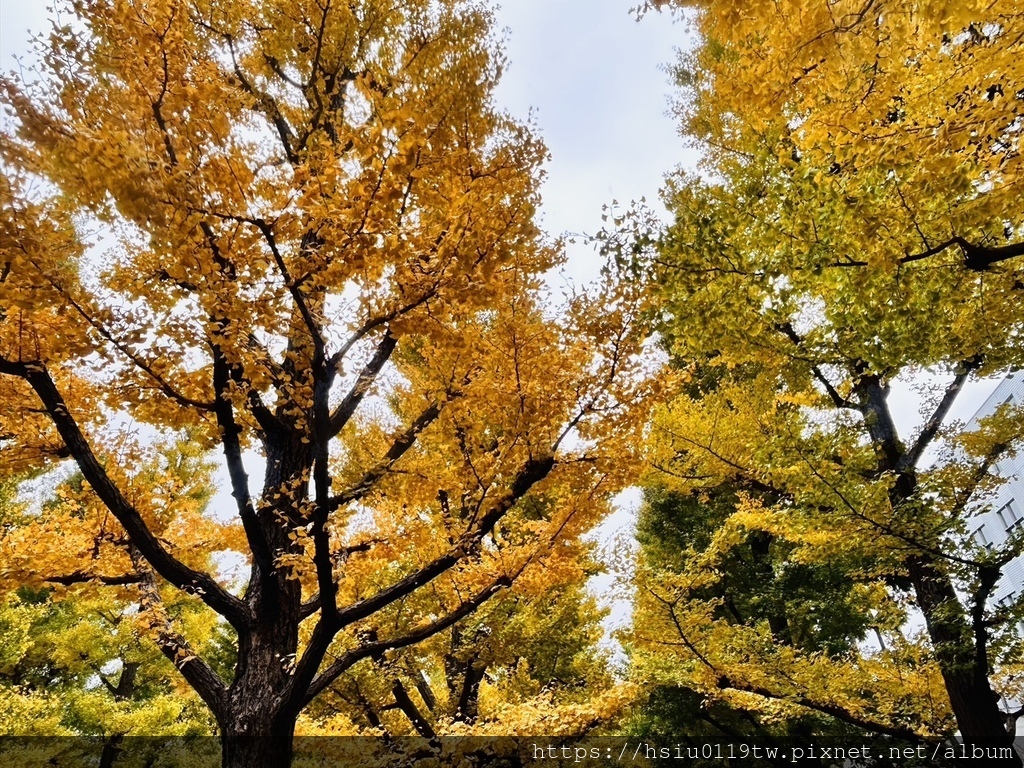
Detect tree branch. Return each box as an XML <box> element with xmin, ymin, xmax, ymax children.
<box><xmin>830</xmin><ymin>236</ymin><xmax>1024</xmax><ymax>272</ymax></box>
<box><xmin>311</xmin><ymin>322</ymin><xmax>337</xmax><ymax>619</ymax></box>
<box><xmin>327</xmin><ymin>401</ymin><xmax>444</xmax><ymax>511</ymax></box>
<box><xmin>28</xmin><ymin>277</ymin><xmax>214</xmax><ymax>411</ymax></box>
<box><xmin>299</xmin><ymin>541</ymin><xmax>377</xmax><ymax>621</ymax></box>
<box><xmin>797</xmin><ymin>450</ymin><xmax>984</xmax><ymax>569</ymax></box>
<box><xmin>211</xmin><ymin>348</ymin><xmax>274</xmax><ymax>580</ymax></box>
<box><xmin>328</xmin><ymin>331</ymin><xmax>397</xmax><ymax>436</ymax></box>
<box><xmin>43</xmin><ymin>572</ymin><xmax>145</xmax><ymax>586</ymax></box>
<box><xmin>954</xmin><ymin>236</ymin><xmax>1024</xmax><ymax>272</ymax></box>
<box><xmin>0</xmin><ymin>358</ymin><xmax>252</xmax><ymax>630</ymax></box>
<box><xmin>776</xmin><ymin>322</ymin><xmax>856</xmax><ymax>409</ymax></box>
<box><xmin>949</xmin><ymin>441</ymin><xmax>1010</xmax><ymax>520</ymax></box>
<box><xmin>327</xmin><ymin>288</ymin><xmax>440</xmax><ymax>371</ymax></box>
<box><xmin>970</xmin><ymin>564</ymin><xmax>1001</xmax><ymax>683</ymax></box>
<box><xmin>304</xmin><ymin>576</ymin><xmax>511</xmax><ymax>705</ymax></box>
<box><xmin>900</xmin><ymin>357</ymin><xmax>981</xmax><ymax>472</ymax></box>
<box><xmin>716</xmin><ymin>677</ymin><xmax>929</xmax><ymax>744</ymax></box>
<box><xmin>251</xmin><ymin>219</ymin><xmax>325</xmax><ymax>358</ymax></box>
<box><xmin>331</xmin><ymin>456</ymin><xmax>553</xmax><ymax>628</ymax></box>
<box><xmin>132</xmin><ymin>552</ymin><xmax>229</xmax><ymax>718</ymax></box>
<box><xmin>391</xmin><ymin>679</ymin><xmax>437</xmax><ymax>739</ymax></box>
<box><xmin>290</xmin><ymin>456</ymin><xmax>554</xmax><ymax>709</ymax></box>
<box><xmin>218</xmin><ymin>30</ymin><xmax>298</xmax><ymax>164</ymax></box>
<box><xmin>853</xmin><ymin>372</ymin><xmax>903</xmax><ymax>472</ymax></box>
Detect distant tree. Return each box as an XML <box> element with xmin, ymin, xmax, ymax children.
<box><xmin>628</xmin><ymin>479</ymin><xmax>945</xmax><ymax>766</ymax></box>
<box><xmin>0</xmin><ymin>452</ymin><xmax>224</xmax><ymax>765</ymax></box>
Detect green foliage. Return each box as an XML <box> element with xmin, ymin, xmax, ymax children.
<box><xmin>639</xmin><ymin>485</ymin><xmax>875</xmax><ymax>657</ymax></box>
<box><xmin>627</xmin><ymin>0</ymin><xmax>1024</xmax><ymax>756</ymax></box>
<box><xmin>0</xmin><ymin>587</ymin><xmax>216</xmax><ymax>736</ymax></box>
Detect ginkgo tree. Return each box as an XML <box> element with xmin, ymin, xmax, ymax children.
<box><xmin>640</xmin><ymin>0</ymin><xmax>1024</xmax><ymax>275</ymax></box>
<box><xmin>0</xmin><ymin>2</ymin><xmax>653</xmax><ymax>766</ymax></box>
<box><xmin>297</xmin><ymin>540</ymin><xmax>624</xmax><ymax>762</ymax></box>
<box><xmin>622</xmin><ymin>0</ymin><xmax>1024</xmax><ymax>763</ymax></box>
<box><xmin>0</xmin><ymin>447</ymin><xmax>232</xmax><ymax>766</ymax></box>
<box><xmin>627</xmin><ymin>474</ymin><xmax>947</xmax><ymax>762</ymax></box>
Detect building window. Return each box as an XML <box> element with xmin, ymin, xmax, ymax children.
<box><xmin>996</xmin><ymin>502</ymin><xmax>1023</xmax><ymax>533</ymax></box>
<box><xmin>974</xmin><ymin>525</ymin><xmax>993</xmax><ymax>550</ymax></box>
<box><xmin>997</xmin><ymin>594</ymin><xmax>1021</xmax><ymax>633</ymax></box>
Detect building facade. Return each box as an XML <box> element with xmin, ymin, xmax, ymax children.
<box><xmin>965</xmin><ymin>373</ymin><xmax>1024</xmax><ymax>630</ymax></box>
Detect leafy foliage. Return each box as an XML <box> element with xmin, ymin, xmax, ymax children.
<box><xmin>0</xmin><ymin>464</ymin><xmax>221</xmax><ymax>739</ymax></box>
<box><xmin>0</xmin><ymin>1</ymin><xmax>656</xmax><ymax>763</ymax></box>
<box><xmin>624</xmin><ymin>0</ymin><xmax>1024</xmax><ymax>758</ymax></box>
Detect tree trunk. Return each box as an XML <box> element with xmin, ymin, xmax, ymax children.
<box><xmin>909</xmin><ymin>556</ymin><xmax>1021</xmax><ymax>767</ymax></box>
<box><xmin>220</xmin><ymin>714</ymin><xmax>296</xmax><ymax>768</ymax></box>
<box><xmin>214</xmin><ymin>437</ymin><xmax>309</xmax><ymax>768</ymax></box>
<box><xmin>216</xmin><ymin>571</ymin><xmax>303</xmax><ymax>768</ymax></box>
<box><xmin>218</xmin><ymin>638</ymin><xmax>300</xmax><ymax>768</ymax></box>
<box><xmin>854</xmin><ymin>376</ymin><xmax>1020</xmax><ymax>766</ymax></box>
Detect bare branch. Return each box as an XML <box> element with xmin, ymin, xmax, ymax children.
<box><xmin>776</xmin><ymin>322</ymin><xmax>856</xmax><ymax>409</ymax></box>
<box><xmin>211</xmin><ymin>349</ymin><xmax>274</xmax><ymax>579</ymax></box>
<box><xmin>328</xmin><ymin>331</ymin><xmax>397</xmax><ymax>436</ymax></box>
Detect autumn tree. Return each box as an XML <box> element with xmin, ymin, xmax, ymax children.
<box><xmin>0</xmin><ymin>449</ymin><xmax>232</xmax><ymax>766</ymax></box>
<box><xmin>302</xmin><ymin>537</ymin><xmax>617</xmax><ymax>739</ymax></box>
<box><xmin>291</xmin><ymin>546</ymin><xmax>628</xmax><ymax>768</ymax></box>
<box><xmin>620</xmin><ymin>0</ymin><xmax>1024</xmax><ymax>762</ymax></box>
<box><xmin>627</xmin><ymin>480</ymin><xmax>941</xmax><ymax>766</ymax></box>
<box><xmin>629</xmin><ymin>390</ymin><xmax>959</xmax><ymax>760</ymax></box>
<box><xmin>0</xmin><ymin>2</ymin><xmax>652</xmax><ymax>766</ymax></box>
<box><xmin>639</xmin><ymin>0</ymin><xmax>1024</xmax><ymax>276</ymax></box>
<box><xmin>626</xmin><ymin>320</ymin><xmax>1024</xmax><ymax>761</ymax></box>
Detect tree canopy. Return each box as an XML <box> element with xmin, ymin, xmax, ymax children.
<box><xmin>4</xmin><ymin>0</ymin><xmax>1024</xmax><ymax>764</ymax></box>
<box><xmin>621</xmin><ymin>0</ymin><xmax>1024</xmax><ymax>762</ymax></box>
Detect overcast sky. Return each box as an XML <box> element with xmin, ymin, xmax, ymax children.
<box><xmin>492</xmin><ymin>1</ymin><xmax>692</xmax><ymax>282</ymax></box>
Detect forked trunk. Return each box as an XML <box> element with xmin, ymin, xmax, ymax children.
<box><xmin>909</xmin><ymin>556</ymin><xmax>1021</xmax><ymax>767</ymax></box>
<box><xmin>219</xmin><ymin>442</ymin><xmax>306</xmax><ymax>768</ymax></box>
